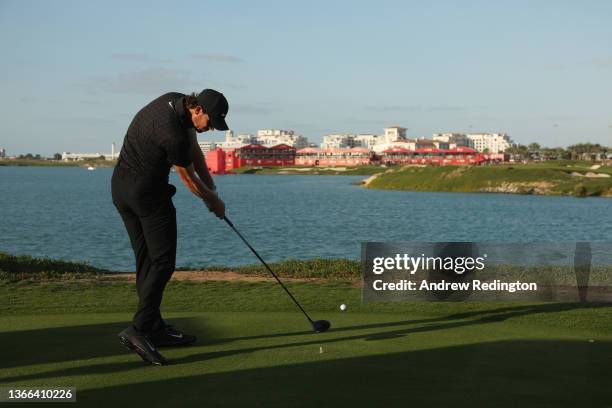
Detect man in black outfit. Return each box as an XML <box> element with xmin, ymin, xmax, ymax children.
<box><xmin>112</xmin><ymin>89</ymin><xmax>228</xmax><ymax>365</ymax></box>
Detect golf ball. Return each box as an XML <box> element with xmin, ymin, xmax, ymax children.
<box><xmin>340</xmin><ymin>304</ymin><xmax>346</xmax><ymax>311</ymax></box>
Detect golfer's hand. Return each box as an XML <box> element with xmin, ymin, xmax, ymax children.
<box><xmin>206</xmin><ymin>196</ymin><xmax>225</xmax><ymax>219</ymax></box>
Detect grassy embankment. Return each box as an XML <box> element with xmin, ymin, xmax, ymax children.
<box><xmin>2</xmin><ymin>252</ymin><xmax>612</xmax><ymax>407</ymax></box>
<box><xmin>367</xmin><ymin>161</ymin><xmax>612</xmax><ymax>197</ymax></box>
<box><xmin>0</xmin><ymin>252</ymin><xmax>359</xmax><ymax>281</ymax></box>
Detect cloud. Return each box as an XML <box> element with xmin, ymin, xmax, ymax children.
<box><xmin>42</xmin><ymin>115</ymin><xmax>119</xmax><ymax>125</ymax></box>
<box><xmin>216</xmin><ymin>81</ymin><xmax>247</xmax><ymax>90</ymax></box>
<box><xmin>428</xmin><ymin>105</ymin><xmax>487</xmax><ymax>112</ymax></box>
<box><xmin>543</xmin><ymin>114</ymin><xmax>575</xmax><ymax>122</ymax></box>
<box><xmin>344</xmin><ymin>117</ymin><xmax>389</xmax><ymax>125</ymax></box>
<box><xmin>547</xmin><ymin>57</ymin><xmax>612</xmax><ymax>70</ymax></box>
<box><xmin>543</xmin><ymin>62</ymin><xmax>569</xmax><ymax>70</ymax></box>
<box><xmin>364</xmin><ymin>104</ymin><xmax>487</xmax><ymax>112</ymax></box>
<box><xmin>231</xmin><ymin>104</ymin><xmax>276</xmax><ymax>115</ymax></box>
<box><xmin>364</xmin><ymin>105</ymin><xmax>421</xmax><ymax>112</ymax></box>
<box><xmin>78</xmin><ymin>68</ymin><xmax>205</xmax><ymax>95</ymax></box>
<box><xmin>591</xmin><ymin>57</ymin><xmax>612</xmax><ymax>68</ymax></box>
<box><xmin>18</xmin><ymin>96</ymin><xmax>36</xmax><ymax>103</ymax></box>
<box><xmin>188</xmin><ymin>53</ymin><xmax>244</xmax><ymax>63</ymax></box>
<box><xmin>518</xmin><ymin>114</ymin><xmax>577</xmax><ymax>123</ymax></box>
<box><xmin>111</xmin><ymin>53</ymin><xmax>172</xmax><ymax>63</ymax></box>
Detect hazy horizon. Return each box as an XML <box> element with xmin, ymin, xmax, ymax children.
<box><xmin>1</xmin><ymin>0</ymin><xmax>611</xmax><ymax>156</ymax></box>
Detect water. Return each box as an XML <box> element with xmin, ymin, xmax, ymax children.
<box><xmin>1</xmin><ymin>166</ymin><xmax>611</xmax><ymax>271</ymax></box>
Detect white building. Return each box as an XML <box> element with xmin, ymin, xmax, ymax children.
<box><xmin>353</xmin><ymin>134</ymin><xmax>379</xmax><ymax>150</ymax></box>
<box><xmin>382</xmin><ymin>126</ymin><xmax>407</xmax><ymax>143</ymax></box>
<box><xmin>217</xmin><ymin>130</ymin><xmax>257</xmax><ymax>149</ymax></box>
<box><xmin>321</xmin><ymin>127</ymin><xmax>407</xmax><ymax>152</ymax></box>
<box><xmin>432</xmin><ymin>132</ymin><xmax>512</xmax><ymax>152</ymax></box>
<box><xmin>109</xmin><ymin>142</ymin><xmax>117</xmax><ymax>160</ymax></box>
<box><xmin>62</xmin><ymin>142</ymin><xmax>119</xmax><ymax>161</ymax></box>
<box><xmin>371</xmin><ymin>141</ymin><xmax>411</xmax><ymax>153</ymax></box>
<box><xmin>432</xmin><ymin>140</ymin><xmax>450</xmax><ymax>150</ymax></box>
<box><xmin>321</xmin><ymin>134</ymin><xmax>356</xmax><ymax>149</ymax></box>
<box><xmin>466</xmin><ymin>133</ymin><xmax>513</xmax><ymax>153</ymax></box>
<box><xmin>211</xmin><ymin>129</ymin><xmax>310</xmax><ymax>150</ymax></box>
<box><xmin>433</xmin><ymin>133</ymin><xmax>470</xmax><ymax>147</ymax></box>
<box><xmin>256</xmin><ymin>129</ymin><xmax>310</xmax><ymax>149</ymax></box>
<box><xmin>198</xmin><ymin>141</ymin><xmax>218</xmax><ymax>154</ymax></box>
<box><xmin>368</xmin><ymin>126</ymin><xmax>409</xmax><ymax>152</ymax></box>
<box><xmin>321</xmin><ymin>133</ymin><xmax>381</xmax><ymax>149</ymax></box>
<box><xmin>0</xmin><ymin>148</ymin><xmax>5</xmax><ymax>158</ymax></box>
<box><xmin>62</xmin><ymin>152</ymin><xmax>106</xmax><ymax>161</ymax></box>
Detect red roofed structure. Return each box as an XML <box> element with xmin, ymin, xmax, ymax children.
<box><xmin>205</xmin><ymin>144</ymin><xmax>296</xmax><ymax>173</ymax></box>
<box><xmin>205</xmin><ymin>142</ymin><xmax>496</xmax><ymax>173</ymax></box>
<box><xmin>295</xmin><ymin>147</ymin><xmax>374</xmax><ymax>166</ymax></box>
<box><xmin>381</xmin><ymin>147</ymin><xmax>486</xmax><ymax>165</ymax></box>
<box><xmin>205</xmin><ymin>148</ymin><xmax>226</xmax><ymax>174</ymax></box>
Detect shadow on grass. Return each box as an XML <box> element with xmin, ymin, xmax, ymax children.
<box><xmin>1</xmin><ymin>302</ymin><xmax>609</xmax><ymax>389</ymax></box>
<box><xmin>211</xmin><ymin>302</ymin><xmax>612</xmax><ymax>343</ymax></box>
<box><xmin>76</xmin><ymin>339</ymin><xmax>610</xmax><ymax>407</ymax></box>
<box><xmin>0</xmin><ymin>317</ymin><xmax>213</xmax><ymax>370</ymax></box>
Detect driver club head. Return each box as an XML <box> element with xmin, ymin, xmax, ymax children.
<box><xmin>312</xmin><ymin>320</ymin><xmax>331</xmax><ymax>333</ymax></box>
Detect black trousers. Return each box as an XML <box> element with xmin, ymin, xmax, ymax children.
<box><xmin>111</xmin><ymin>167</ymin><xmax>177</xmax><ymax>334</ymax></box>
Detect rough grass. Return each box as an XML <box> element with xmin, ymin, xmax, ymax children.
<box><xmin>4</xmin><ymin>252</ymin><xmax>610</xmax><ymax>285</ymax></box>
<box><xmin>368</xmin><ymin>162</ymin><xmax>612</xmax><ymax>197</ymax></box>
<box><xmin>185</xmin><ymin>258</ymin><xmax>361</xmax><ymax>279</ymax></box>
<box><xmin>0</xmin><ymin>252</ymin><xmax>108</xmax><ymax>281</ymax></box>
<box><xmin>0</xmin><ymin>252</ymin><xmax>360</xmax><ymax>281</ymax></box>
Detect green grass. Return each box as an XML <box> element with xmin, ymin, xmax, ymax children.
<box><xmin>368</xmin><ymin>162</ymin><xmax>612</xmax><ymax>197</ymax></box>
<box><xmin>1</xmin><ymin>278</ymin><xmax>611</xmax><ymax>407</ymax></box>
<box><xmin>0</xmin><ymin>252</ymin><xmax>109</xmax><ymax>280</ymax></box>
<box><xmin>2</xmin><ymin>250</ymin><xmax>611</xmax><ymax>406</ymax></box>
<box><xmin>180</xmin><ymin>258</ymin><xmax>361</xmax><ymax>279</ymax></box>
<box><xmin>1</xmin><ymin>251</ymin><xmax>360</xmax><ymax>281</ymax></box>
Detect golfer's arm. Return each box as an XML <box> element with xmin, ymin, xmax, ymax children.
<box><xmin>185</xmin><ymin>164</ymin><xmax>218</xmax><ymax>203</ymax></box>
<box><xmin>189</xmin><ymin>134</ymin><xmax>216</xmax><ymax>191</ymax></box>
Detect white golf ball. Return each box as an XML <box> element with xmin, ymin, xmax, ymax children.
<box><xmin>340</xmin><ymin>304</ymin><xmax>347</xmax><ymax>311</ymax></box>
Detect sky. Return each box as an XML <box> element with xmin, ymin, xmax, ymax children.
<box><xmin>0</xmin><ymin>0</ymin><xmax>611</xmax><ymax>156</ymax></box>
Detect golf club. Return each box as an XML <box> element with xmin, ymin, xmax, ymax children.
<box><xmin>223</xmin><ymin>215</ymin><xmax>331</xmax><ymax>333</ymax></box>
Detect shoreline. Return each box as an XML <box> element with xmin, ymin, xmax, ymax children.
<box><xmin>3</xmin><ymin>160</ymin><xmax>611</xmax><ymax>197</ymax></box>
<box><xmin>365</xmin><ymin>163</ymin><xmax>612</xmax><ymax>197</ymax></box>
<box><xmin>0</xmin><ymin>159</ymin><xmax>116</xmax><ymax>167</ymax></box>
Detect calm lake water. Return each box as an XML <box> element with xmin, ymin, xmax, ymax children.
<box><xmin>1</xmin><ymin>166</ymin><xmax>611</xmax><ymax>271</ymax></box>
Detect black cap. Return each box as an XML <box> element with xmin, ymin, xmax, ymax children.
<box><xmin>196</xmin><ymin>89</ymin><xmax>229</xmax><ymax>131</ymax></box>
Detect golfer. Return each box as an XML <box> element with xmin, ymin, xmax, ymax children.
<box><xmin>112</xmin><ymin>89</ymin><xmax>228</xmax><ymax>365</ymax></box>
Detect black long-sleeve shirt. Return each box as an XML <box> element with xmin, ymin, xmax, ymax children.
<box><xmin>116</xmin><ymin>92</ymin><xmax>194</xmax><ymax>192</ymax></box>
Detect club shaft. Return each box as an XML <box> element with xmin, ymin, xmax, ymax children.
<box><xmin>224</xmin><ymin>216</ymin><xmax>314</xmax><ymax>324</ymax></box>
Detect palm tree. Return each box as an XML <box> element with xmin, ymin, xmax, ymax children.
<box><xmin>527</xmin><ymin>142</ymin><xmax>541</xmax><ymax>152</ymax></box>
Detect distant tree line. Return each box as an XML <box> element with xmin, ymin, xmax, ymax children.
<box><xmin>17</xmin><ymin>153</ymin><xmax>42</xmax><ymax>160</ymax></box>
<box><xmin>7</xmin><ymin>144</ymin><xmax>610</xmax><ymax>163</ymax></box>
<box><xmin>505</xmin><ymin>143</ymin><xmax>610</xmax><ymax>161</ymax></box>
<box><xmin>13</xmin><ymin>153</ymin><xmax>107</xmax><ymax>161</ymax></box>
